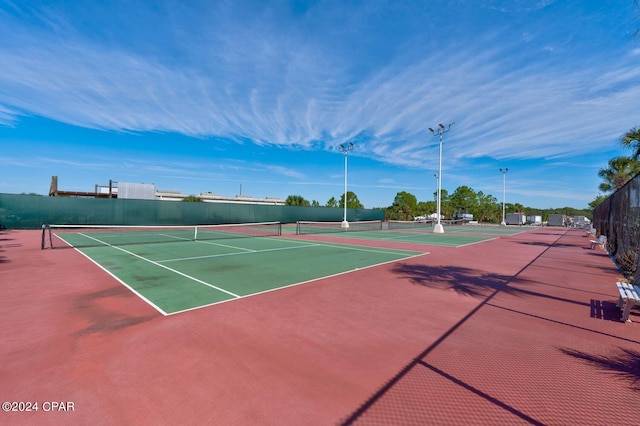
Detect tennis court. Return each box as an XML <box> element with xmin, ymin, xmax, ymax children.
<box><xmin>4</xmin><ymin>226</ymin><xmax>636</xmax><ymax>425</ymax></box>
<box><xmin>295</xmin><ymin>220</ymin><xmax>530</xmax><ymax>247</ymax></box>
<box><xmin>439</xmin><ymin>224</ymin><xmax>538</xmax><ymax>236</ymax></box>
<box><xmin>45</xmin><ymin>222</ymin><xmax>425</xmax><ymax>315</ymax></box>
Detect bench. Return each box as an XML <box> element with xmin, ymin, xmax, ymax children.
<box><xmin>616</xmin><ymin>282</ymin><xmax>640</xmax><ymax>322</ymax></box>
<box><xmin>590</xmin><ymin>235</ymin><xmax>606</xmax><ymax>250</ymax></box>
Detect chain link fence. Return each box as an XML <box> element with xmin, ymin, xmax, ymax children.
<box><xmin>593</xmin><ymin>172</ymin><xmax>640</xmax><ymax>285</ymax></box>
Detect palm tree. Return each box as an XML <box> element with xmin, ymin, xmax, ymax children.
<box><xmin>620</xmin><ymin>126</ymin><xmax>640</xmax><ymax>159</ymax></box>
<box><xmin>598</xmin><ymin>156</ymin><xmax>640</xmax><ymax>192</ymax></box>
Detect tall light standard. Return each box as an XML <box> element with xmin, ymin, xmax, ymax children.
<box><xmin>428</xmin><ymin>122</ymin><xmax>454</xmax><ymax>233</ymax></box>
<box><xmin>433</xmin><ymin>173</ymin><xmax>438</xmax><ymax>223</ymax></box>
<box><xmin>499</xmin><ymin>168</ymin><xmax>508</xmax><ymax>226</ymax></box>
<box><xmin>339</xmin><ymin>142</ymin><xmax>354</xmax><ymax>229</ymax></box>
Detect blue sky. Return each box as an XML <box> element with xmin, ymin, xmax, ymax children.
<box><xmin>1</xmin><ymin>0</ymin><xmax>639</xmax><ymax>209</ymax></box>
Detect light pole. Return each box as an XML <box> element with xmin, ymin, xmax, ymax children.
<box><xmin>433</xmin><ymin>173</ymin><xmax>438</xmax><ymax>224</ymax></box>
<box><xmin>499</xmin><ymin>168</ymin><xmax>508</xmax><ymax>226</ymax></box>
<box><xmin>428</xmin><ymin>122</ymin><xmax>454</xmax><ymax>233</ymax></box>
<box><xmin>339</xmin><ymin>142</ymin><xmax>354</xmax><ymax>229</ymax></box>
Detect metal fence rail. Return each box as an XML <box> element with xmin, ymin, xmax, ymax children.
<box><xmin>593</xmin><ymin>172</ymin><xmax>640</xmax><ymax>285</ymax></box>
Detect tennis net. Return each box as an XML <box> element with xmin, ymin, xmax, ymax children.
<box><xmin>42</xmin><ymin>222</ymin><xmax>282</xmax><ymax>249</ymax></box>
<box><xmin>387</xmin><ymin>220</ymin><xmax>433</xmax><ymax>230</ymax></box>
<box><xmin>296</xmin><ymin>220</ymin><xmax>383</xmax><ymax>235</ymax></box>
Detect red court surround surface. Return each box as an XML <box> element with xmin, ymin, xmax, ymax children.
<box><xmin>0</xmin><ymin>227</ymin><xmax>637</xmax><ymax>425</ymax></box>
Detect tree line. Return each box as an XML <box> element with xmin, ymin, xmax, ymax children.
<box><xmin>383</xmin><ymin>188</ymin><xmax>590</xmax><ymax>223</ymax></box>
<box><xmin>285</xmin><ymin>192</ymin><xmax>363</xmax><ymax>209</ymax></box>
<box><xmin>286</xmin><ymin>188</ymin><xmax>591</xmax><ymax>223</ymax></box>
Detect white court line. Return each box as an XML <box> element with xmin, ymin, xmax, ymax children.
<box><xmin>70</xmin><ymin>247</ymin><xmax>169</xmax><ymax>316</ymax></box>
<box><xmin>455</xmin><ymin>236</ymin><xmax>500</xmax><ymax>248</ymax></box>
<box><xmin>348</xmin><ymin>231</ymin><xmax>461</xmax><ymax>245</ymax></box>
<box><xmin>279</xmin><ymin>234</ymin><xmax>430</xmax><ymax>255</ymax></box>
<box><xmin>195</xmin><ymin>239</ymin><xmax>256</xmax><ymax>252</ymax></box>
<box><xmin>157</xmin><ymin>243</ymin><xmax>320</xmax><ymax>263</ymax></box>
<box><xmin>78</xmin><ymin>233</ymin><xmax>241</xmax><ymax>299</ymax></box>
<box><xmin>507</xmin><ymin>230</ymin><xmax>530</xmax><ymax>236</ymax></box>
<box><xmin>300</xmin><ymin>240</ymin><xmax>428</xmax><ymax>256</ymax></box>
<box><xmin>157</xmin><ymin>233</ymin><xmax>191</xmax><ymax>241</ymax></box>
<box><xmin>72</xmin><ymin>232</ymin><xmax>428</xmax><ymax>316</ymax></box>
<box><xmin>349</xmin><ymin>231</ymin><xmax>495</xmax><ymax>247</ymax></box>
<box><xmin>363</xmin><ymin>232</ymin><xmax>437</xmax><ymax>242</ymax></box>
<box><xmin>167</xmin><ymin>251</ymin><xmax>430</xmax><ymax>316</ymax></box>
<box><xmin>158</xmin><ymin>239</ymin><xmax>422</xmax><ymax>263</ymax></box>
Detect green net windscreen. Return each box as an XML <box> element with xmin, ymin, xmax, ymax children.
<box><xmin>0</xmin><ymin>194</ymin><xmax>384</xmax><ymax>229</ymax></box>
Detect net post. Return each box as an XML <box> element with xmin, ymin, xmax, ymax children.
<box><xmin>41</xmin><ymin>224</ymin><xmax>51</xmax><ymax>249</ymax></box>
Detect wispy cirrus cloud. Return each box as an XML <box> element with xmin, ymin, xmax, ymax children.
<box><xmin>0</xmin><ymin>0</ymin><xmax>638</xmax><ymax>194</ymax></box>
<box><xmin>0</xmin><ymin>104</ymin><xmax>19</xmax><ymax>126</ymax></box>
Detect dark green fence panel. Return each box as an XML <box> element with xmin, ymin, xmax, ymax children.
<box><xmin>593</xmin><ymin>172</ymin><xmax>640</xmax><ymax>286</ymax></box>
<box><xmin>0</xmin><ymin>194</ymin><xmax>384</xmax><ymax>229</ymax></box>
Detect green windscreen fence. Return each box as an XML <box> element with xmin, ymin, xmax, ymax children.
<box><xmin>0</xmin><ymin>193</ymin><xmax>384</xmax><ymax>229</ymax></box>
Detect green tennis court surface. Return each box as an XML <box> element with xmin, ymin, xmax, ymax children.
<box><xmin>65</xmin><ymin>234</ymin><xmax>425</xmax><ymax>315</ymax></box>
<box><xmin>292</xmin><ymin>221</ymin><xmax>535</xmax><ymax>246</ymax></box>
<box><xmin>312</xmin><ymin>230</ymin><xmax>493</xmax><ymax>246</ymax></box>
<box><xmin>440</xmin><ymin>224</ymin><xmax>537</xmax><ymax>236</ymax></box>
